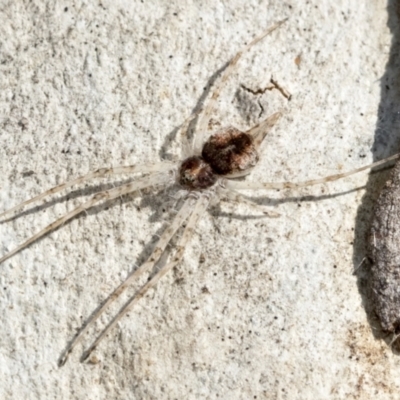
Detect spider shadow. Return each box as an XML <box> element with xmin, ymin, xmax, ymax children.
<box><xmin>234</xmin><ymin>85</ymin><xmax>269</xmax><ymax>126</ymax></box>
<box><xmin>158</xmin><ymin>62</ymin><xmax>229</xmax><ymax>161</ymax></box>
<box><xmin>353</xmin><ymin>0</ymin><xmax>400</xmax><ymax>350</ymax></box>
<box><xmin>212</xmin><ymin>186</ymin><xmax>367</xmax><ymax>221</ymax></box>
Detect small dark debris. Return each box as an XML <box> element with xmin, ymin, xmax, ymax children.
<box><xmin>22</xmin><ymin>170</ymin><xmax>35</xmax><ymax>178</ymax></box>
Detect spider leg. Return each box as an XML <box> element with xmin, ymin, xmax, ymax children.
<box><xmin>179</xmin><ymin>108</ymin><xmax>203</xmax><ymax>158</ymax></box>
<box><xmin>0</xmin><ymin>172</ymin><xmax>170</xmax><ymax>264</ymax></box>
<box><xmin>0</xmin><ymin>161</ymin><xmax>174</xmax><ymax>220</ymax></box>
<box><xmin>246</xmin><ymin>111</ymin><xmax>282</xmax><ymax>149</ymax></box>
<box><xmin>194</xmin><ymin>19</ymin><xmax>287</xmax><ymax>153</ymax></box>
<box><xmin>225</xmin><ymin>153</ymin><xmax>400</xmax><ymax>191</ymax></box>
<box><xmin>217</xmin><ymin>185</ymin><xmax>279</xmax><ymax>217</ymax></box>
<box><xmin>58</xmin><ymin>195</ymin><xmax>196</xmax><ymax>366</ymax></box>
<box><xmin>80</xmin><ymin>194</ymin><xmax>210</xmax><ymax>362</ymax></box>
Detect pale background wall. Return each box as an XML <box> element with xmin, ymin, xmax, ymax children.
<box><xmin>1</xmin><ymin>1</ymin><xmax>399</xmax><ymax>399</ymax></box>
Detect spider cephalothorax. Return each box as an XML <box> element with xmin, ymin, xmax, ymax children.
<box><xmin>178</xmin><ymin>156</ymin><xmax>217</xmax><ymax>190</ymax></box>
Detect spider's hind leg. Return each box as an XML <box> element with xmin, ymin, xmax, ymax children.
<box><xmin>80</xmin><ymin>194</ymin><xmax>210</xmax><ymax>362</ymax></box>
<box><xmin>217</xmin><ymin>185</ymin><xmax>279</xmax><ymax>217</ymax></box>
<box><xmin>59</xmin><ymin>194</ymin><xmax>196</xmax><ymax>366</ymax></box>
<box><xmin>225</xmin><ymin>153</ymin><xmax>400</xmax><ymax>191</ymax></box>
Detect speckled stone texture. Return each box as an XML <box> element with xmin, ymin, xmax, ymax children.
<box><xmin>2</xmin><ymin>1</ymin><xmax>400</xmax><ymax>399</ymax></box>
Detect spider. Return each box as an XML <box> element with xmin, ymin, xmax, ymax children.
<box><xmin>0</xmin><ymin>20</ymin><xmax>398</xmax><ymax>366</ymax></box>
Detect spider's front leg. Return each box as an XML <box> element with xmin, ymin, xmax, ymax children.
<box><xmin>0</xmin><ymin>172</ymin><xmax>170</xmax><ymax>264</ymax></box>
<box><xmin>194</xmin><ymin>19</ymin><xmax>287</xmax><ymax>154</ymax></box>
<box><xmin>0</xmin><ymin>161</ymin><xmax>174</xmax><ymax>220</ymax></box>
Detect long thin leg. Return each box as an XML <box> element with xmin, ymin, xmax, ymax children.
<box><xmin>246</xmin><ymin>111</ymin><xmax>282</xmax><ymax>149</ymax></box>
<box><xmin>0</xmin><ymin>161</ymin><xmax>175</xmax><ymax>220</ymax></box>
<box><xmin>0</xmin><ymin>172</ymin><xmax>169</xmax><ymax>264</ymax></box>
<box><xmin>217</xmin><ymin>186</ymin><xmax>280</xmax><ymax>217</ymax></box>
<box><xmin>58</xmin><ymin>196</ymin><xmax>196</xmax><ymax>366</ymax></box>
<box><xmin>179</xmin><ymin>108</ymin><xmax>203</xmax><ymax>158</ymax></box>
<box><xmin>194</xmin><ymin>19</ymin><xmax>287</xmax><ymax>153</ymax></box>
<box><xmin>80</xmin><ymin>194</ymin><xmax>210</xmax><ymax>362</ymax></box>
<box><xmin>225</xmin><ymin>153</ymin><xmax>400</xmax><ymax>191</ymax></box>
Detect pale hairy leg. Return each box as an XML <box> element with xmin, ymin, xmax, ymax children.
<box><xmin>179</xmin><ymin>109</ymin><xmax>203</xmax><ymax>158</ymax></box>
<box><xmin>80</xmin><ymin>194</ymin><xmax>210</xmax><ymax>362</ymax></box>
<box><xmin>58</xmin><ymin>195</ymin><xmax>196</xmax><ymax>366</ymax></box>
<box><xmin>0</xmin><ymin>172</ymin><xmax>170</xmax><ymax>264</ymax></box>
<box><xmin>246</xmin><ymin>111</ymin><xmax>282</xmax><ymax>149</ymax></box>
<box><xmin>194</xmin><ymin>19</ymin><xmax>287</xmax><ymax>153</ymax></box>
<box><xmin>0</xmin><ymin>161</ymin><xmax>175</xmax><ymax>220</ymax></box>
<box><xmin>225</xmin><ymin>153</ymin><xmax>400</xmax><ymax>191</ymax></box>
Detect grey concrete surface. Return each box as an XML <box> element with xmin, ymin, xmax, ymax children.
<box><xmin>1</xmin><ymin>1</ymin><xmax>399</xmax><ymax>399</ymax></box>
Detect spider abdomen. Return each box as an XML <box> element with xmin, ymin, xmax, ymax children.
<box><xmin>202</xmin><ymin>127</ymin><xmax>259</xmax><ymax>175</ymax></box>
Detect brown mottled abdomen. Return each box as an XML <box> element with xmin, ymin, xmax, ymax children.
<box><xmin>202</xmin><ymin>127</ymin><xmax>258</xmax><ymax>175</ymax></box>
<box><xmin>369</xmin><ymin>160</ymin><xmax>400</xmax><ymax>333</ymax></box>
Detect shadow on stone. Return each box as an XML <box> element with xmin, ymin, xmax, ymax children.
<box><xmin>354</xmin><ymin>0</ymin><xmax>400</xmax><ymax>349</ymax></box>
